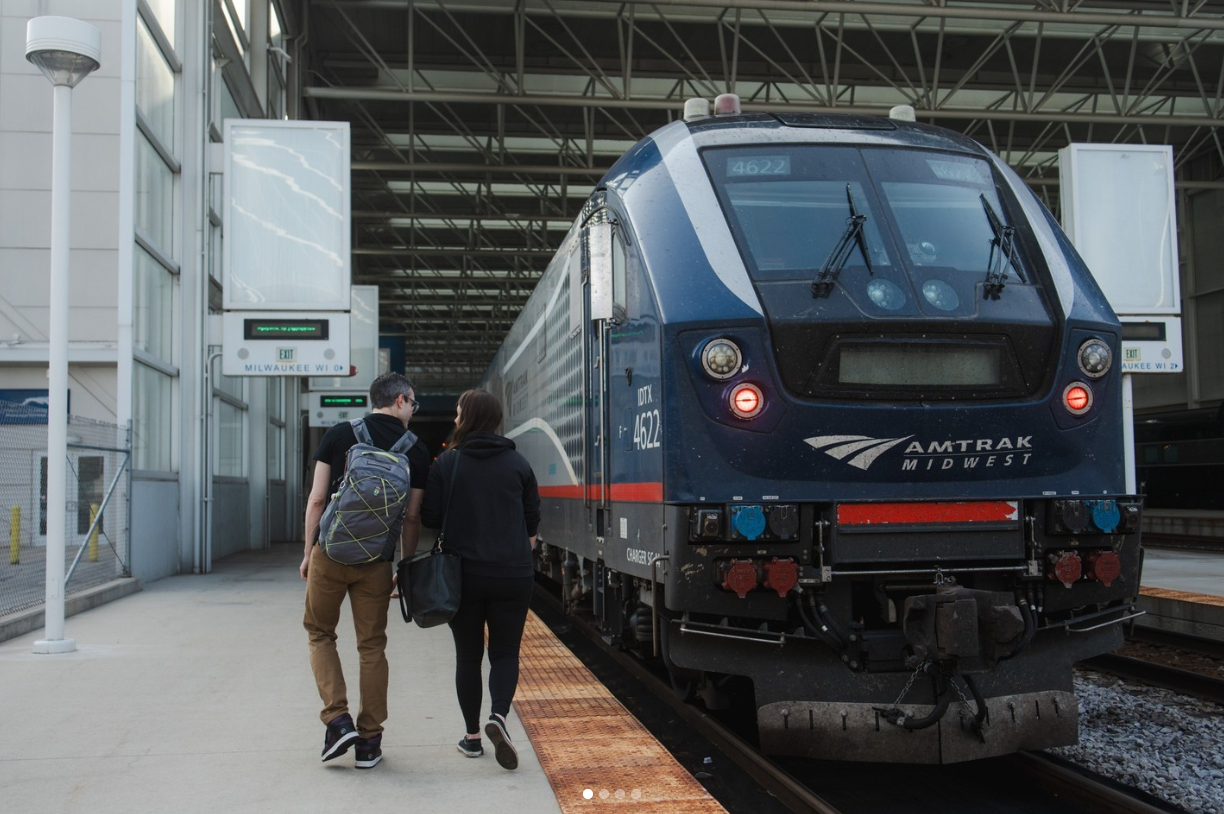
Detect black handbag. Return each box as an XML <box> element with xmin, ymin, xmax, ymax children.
<box><xmin>397</xmin><ymin>451</ymin><xmax>462</xmax><ymax>628</ymax></box>
<box><xmin>397</xmin><ymin>542</ymin><xmax>461</xmax><ymax>628</ymax></box>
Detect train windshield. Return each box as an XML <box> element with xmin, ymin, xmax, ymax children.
<box><xmin>703</xmin><ymin>145</ymin><xmax>1029</xmax><ymax>314</ymax></box>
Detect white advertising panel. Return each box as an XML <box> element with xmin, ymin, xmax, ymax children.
<box><xmin>223</xmin><ymin>120</ymin><xmax>351</xmax><ymax>311</ymax></box>
<box><xmin>1058</xmin><ymin>144</ymin><xmax>1179</xmax><ymax>314</ymax></box>
<box><xmin>1059</xmin><ymin>144</ymin><xmax>1182</xmax><ymax>376</ymax></box>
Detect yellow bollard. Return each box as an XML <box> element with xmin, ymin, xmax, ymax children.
<box><xmin>89</xmin><ymin>503</ymin><xmax>100</xmax><ymax>562</ymax></box>
<box><xmin>10</xmin><ymin>506</ymin><xmax>20</xmax><ymax>565</ymax></box>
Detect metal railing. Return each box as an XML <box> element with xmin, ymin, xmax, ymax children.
<box><xmin>0</xmin><ymin>406</ymin><xmax>130</xmax><ymax>620</ymax></box>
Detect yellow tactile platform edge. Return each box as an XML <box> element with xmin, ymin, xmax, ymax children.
<box><xmin>515</xmin><ymin>611</ymin><xmax>728</xmax><ymax>813</ymax></box>
<box><xmin>1140</xmin><ymin>586</ymin><xmax>1224</xmax><ymax>607</ymax></box>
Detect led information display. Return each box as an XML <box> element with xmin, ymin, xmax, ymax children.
<box><xmin>222</xmin><ymin>311</ymin><xmax>350</xmax><ymax>376</ymax></box>
<box><xmin>309</xmin><ymin>389</ymin><xmax>369</xmax><ymax>427</ymax></box>
<box><xmin>243</xmin><ymin>319</ymin><xmax>330</xmax><ymax>340</ymax></box>
<box><xmin>319</xmin><ymin>394</ymin><xmax>367</xmax><ymax>408</ymax></box>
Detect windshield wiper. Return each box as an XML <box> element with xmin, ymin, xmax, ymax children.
<box><xmin>812</xmin><ymin>184</ymin><xmax>874</xmax><ymax>299</ymax></box>
<box><xmin>980</xmin><ymin>194</ymin><xmax>1019</xmax><ymax>300</ymax></box>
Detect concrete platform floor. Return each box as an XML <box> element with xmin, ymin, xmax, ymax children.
<box><xmin>0</xmin><ymin>544</ymin><xmax>562</xmax><ymax>814</ymax></box>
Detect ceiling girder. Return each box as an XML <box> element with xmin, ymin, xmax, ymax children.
<box><xmin>296</xmin><ymin>0</ymin><xmax>1224</xmax><ymax>395</ymax></box>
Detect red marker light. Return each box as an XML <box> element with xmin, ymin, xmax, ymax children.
<box><xmin>1063</xmin><ymin>383</ymin><xmax>1092</xmax><ymax>415</ymax></box>
<box><xmin>729</xmin><ymin>383</ymin><xmax>763</xmax><ymax>418</ymax></box>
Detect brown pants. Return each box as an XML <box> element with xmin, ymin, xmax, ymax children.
<box><xmin>303</xmin><ymin>545</ymin><xmax>394</xmax><ymax>737</ymax></box>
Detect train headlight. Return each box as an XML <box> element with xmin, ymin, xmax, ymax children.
<box><xmin>1077</xmin><ymin>339</ymin><xmax>1112</xmax><ymax>379</ymax></box>
<box><xmin>1063</xmin><ymin>383</ymin><xmax>1093</xmax><ymax>415</ymax></box>
<box><xmin>921</xmin><ymin>279</ymin><xmax>959</xmax><ymax>311</ymax></box>
<box><xmin>730</xmin><ymin>383</ymin><xmax>764</xmax><ymax>418</ymax></box>
<box><xmin>701</xmin><ymin>338</ymin><xmax>742</xmax><ymax>380</ymax></box>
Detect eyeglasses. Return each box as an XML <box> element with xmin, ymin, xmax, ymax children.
<box><xmin>406</xmin><ymin>396</ymin><xmax>421</xmax><ymax>414</ymax></box>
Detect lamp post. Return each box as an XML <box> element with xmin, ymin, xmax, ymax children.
<box><xmin>26</xmin><ymin>16</ymin><xmax>101</xmax><ymax>655</ymax></box>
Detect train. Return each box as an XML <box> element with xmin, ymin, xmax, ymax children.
<box><xmin>480</xmin><ymin>94</ymin><xmax>1142</xmax><ymax>764</ymax></box>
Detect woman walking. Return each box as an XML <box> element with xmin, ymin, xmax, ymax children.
<box><xmin>421</xmin><ymin>388</ymin><xmax>541</xmax><ymax>770</ymax></box>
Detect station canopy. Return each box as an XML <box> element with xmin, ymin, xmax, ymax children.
<box><xmin>294</xmin><ymin>0</ymin><xmax>1224</xmax><ymax>396</ymax></box>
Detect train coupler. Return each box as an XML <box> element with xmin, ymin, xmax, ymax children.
<box><xmin>902</xmin><ymin>586</ymin><xmax>1027</xmax><ymax>672</ymax></box>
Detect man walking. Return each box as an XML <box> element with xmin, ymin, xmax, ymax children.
<box><xmin>301</xmin><ymin>372</ymin><xmax>431</xmax><ymax>768</ymax></box>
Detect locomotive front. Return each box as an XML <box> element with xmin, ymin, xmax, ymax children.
<box><xmin>621</xmin><ymin>102</ymin><xmax>1143</xmax><ymax>763</ymax></box>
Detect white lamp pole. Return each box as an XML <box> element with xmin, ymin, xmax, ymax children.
<box><xmin>26</xmin><ymin>16</ymin><xmax>101</xmax><ymax>655</ymax></box>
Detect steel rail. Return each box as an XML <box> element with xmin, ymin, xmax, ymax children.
<box><xmin>1008</xmin><ymin>752</ymin><xmax>1178</xmax><ymax>814</ymax></box>
<box><xmin>1081</xmin><ymin>652</ymin><xmax>1224</xmax><ymax>705</ymax></box>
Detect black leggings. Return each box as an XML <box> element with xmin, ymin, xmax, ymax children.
<box><xmin>448</xmin><ymin>571</ymin><xmax>534</xmax><ymax>735</ymax></box>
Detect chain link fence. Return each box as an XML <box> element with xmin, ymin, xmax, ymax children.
<box><xmin>0</xmin><ymin>405</ymin><xmax>130</xmax><ymax>620</ymax></box>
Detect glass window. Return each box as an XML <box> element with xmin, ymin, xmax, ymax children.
<box><xmin>216</xmin><ymin>371</ymin><xmax>244</xmax><ymax>402</ymax></box>
<box><xmin>705</xmin><ymin>147</ymin><xmax>891</xmax><ymax>281</ymax></box>
<box><xmin>270</xmin><ymin>1</ymin><xmax>284</xmax><ymax>50</ymax></box>
<box><xmin>217</xmin><ymin>401</ymin><xmax>246</xmax><ymax>477</ymax></box>
<box><xmin>144</xmin><ymin>0</ymin><xmax>177</xmax><ymax>51</ymax></box>
<box><xmin>217</xmin><ymin>74</ymin><xmax>242</xmax><ymax>127</ymax></box>
<box><xmin>870</xmin><ymin>151</ymin><xmax>1022</xmax><ymax>282</ymax></box>
<box><xmin>704</xmin><ymin>145</ymin><xmax>1030</xmax><ymax>317</ymax></box>
<box><xmin>1196</xmin><ymin>290</ymin><xmax>1224</xmax><ymax>401</ymax></box>
<box><xmin>136</xmin><ymin>18</ymin><xmax>175</xmax><ymax>148</ymax></box>
<box><xmin>134</xmin><ymin>247</ymin><xmax>174</xmax><ymax>362</ymax></box>
<box><xmin>1190</xmin><ymin>190</ymin><xmax>1224</xmax><ymax>294</ymax></box>
<box><xmin>267</xmin><ymin>67</ymin><xmax>284</xmax><ymax>120</ymax></box>
<box><xmin>209</xmin><ymin>222</ymin><xmax>223</xmax><ymax>284</ymax></box>
<box><xmin>134</xmin><ymin>362</ymin><xmax>173</xmax><ymax>471</ymax></box>
<box><xmin>136</xmin><ymin>134</ymin><xmax>174</xmax><ymax>255</ymax></box>
<box><xmin>267</xmin><ymin>422</ymin><xmax>284</xmax><ymax>480</ymax></box>
<box><xmin>266</xmin><ymin>378</ymin><xmax>284</xmax><ymax>419</ymax></box>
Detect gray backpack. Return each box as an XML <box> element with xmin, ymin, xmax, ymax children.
<box><xmin>317</xmin><ymin>419</ymin><xmax>417</xmax><ymax>564</ymax></box>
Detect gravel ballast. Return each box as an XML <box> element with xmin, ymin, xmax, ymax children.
<box><xmin>1050</xmin><ymin>670</ymin><xmax>1224</xmax><ymax>814</ymax></box>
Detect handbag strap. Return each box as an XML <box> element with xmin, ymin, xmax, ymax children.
<box><xmin>436</xmin><ymin>450</ymin><xmax>461</xmax><ymax>550</ymax></box>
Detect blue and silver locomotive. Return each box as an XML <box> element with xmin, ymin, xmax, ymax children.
<box><xmin>482</xmin><ymin>96</ymin><xmax>1140</xmax><ymax>764</ymax></box>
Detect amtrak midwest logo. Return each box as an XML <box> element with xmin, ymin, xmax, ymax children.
<box><xmin>805</xmin><ymin>435</ymin><xmax>1034</xmax><ymax>472</ymax></box>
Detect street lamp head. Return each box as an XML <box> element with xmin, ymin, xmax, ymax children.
<box><xmin>26</xmin><ymin>16</ymin><xmax>101</xmax><ymax>88</ymax></box>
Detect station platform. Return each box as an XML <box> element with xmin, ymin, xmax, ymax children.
<box><xmin>0</xmin><ymin>544</ymin><xmax>723</xmax><ymax>814</ymax></box>
<box><xmin>1136</xmin><ymin>546</ymin><xmax>1224</xmax><ymax>640</ymax></box>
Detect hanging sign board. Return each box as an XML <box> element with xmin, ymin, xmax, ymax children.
<box><xmin>222</xmin><ymin>311</ymin><xmax>350</xmax><ymax>376</ymax></box>
<box><xmin>308</xmin><ymin>391</ymin><xmax>369</xmax><ymax>428</ymax></box>
<box><xmin>1059</xmin><ymin>144</ymin><xmax>1182</xmax><ymax>373</ymax></box>
<box><xmin>223</xmin><ymin>120</ymin><xmax>351</xmax><ymax>312</ymax></box>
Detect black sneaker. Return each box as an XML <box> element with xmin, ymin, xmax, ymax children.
<box><xmin>456</xmin><ymin>736</ymin><xmax>483</xmax><ymax>758</ymax></box>
<box><xmin>484</xmin><ymin>714</ymin><xmax>518</xmax><ymax>770</ymax></box>
<box><xmin>321</xmin><ymin>713</ymin><xmax>359</xmax><ymax>762</ymax></box>
<box><xmin>354</xmin><ymin>734</ymin><xmax>382</xmax><ymax>769</ymax></box>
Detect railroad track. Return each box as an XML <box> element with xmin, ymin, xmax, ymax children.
<box><xmin>1081</xmin><ymin>627</ymin><xmax>1224</xmax><ymax>705</ymax></box>
<box><xmin>530</xmin><ymin>582</ymin><xmax>1172</xmax><ymax>814</ymax></box>
<box><xmin>1142</xmin><ymin>533</ymin><xmax>1224</xmax><ymax>551</ymax></box>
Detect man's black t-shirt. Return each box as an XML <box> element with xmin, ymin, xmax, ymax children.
<box><xmin>313</xmin><ymin>413</ymin><xmax>431</xmax><ymax>496</ymax></box>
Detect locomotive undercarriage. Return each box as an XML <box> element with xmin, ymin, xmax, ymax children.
<box><xmin>538</xmin><ymin>498</ymin><xmax>1142</xmax><ymax>764</ymax></box>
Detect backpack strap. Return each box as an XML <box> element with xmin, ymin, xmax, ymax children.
<box><xmin>350</xmin><ymin>417</ymin><xmax>373</xmax><ymax>445</ymax></box>
<box><xmin>390</xmin><ymin>429</ymin><xmax>418</xmax><ymax>455</ymax></box>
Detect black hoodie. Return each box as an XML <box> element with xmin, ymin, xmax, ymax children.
<box><xmin>420</xmin><ymin>432</ymin><xmax>541</xmax><ymax>577</ymax></box>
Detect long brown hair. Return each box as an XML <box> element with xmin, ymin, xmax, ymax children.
<box><xmin>452</xmin><ymin>389</ymin><xmax>502</xmax><ymax>447</ymax></box>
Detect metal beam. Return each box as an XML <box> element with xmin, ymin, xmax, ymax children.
<box><xmin>305</xmin><ymin>86</ymin><xmax>1224</xmax><ymax>127</ymax></box>
<box><xmin>352</xmin><ymin>161</ymin><xmax>605</xmax><ymax>175</ymax></box>
<box><xmin>312</xmin><ymin>1</ymin><xmax>1224</xmax><ymax>32</ymax></box>
<box><xmin>352</xmin><ymin>247</ymin><xmax>554</xmax><ymax>257</ymax></box>
<box><xmin>353</xmin><ymin>209</ymin><xmax>575</xmax><ymax>221</ymax></box>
